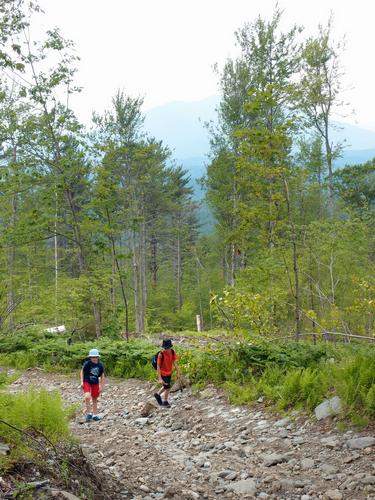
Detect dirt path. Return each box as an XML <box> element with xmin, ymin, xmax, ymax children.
<box><xmin>7</xmin><ymin>369</ymin><xmax>375</xmax><ymax>499</ymax></box>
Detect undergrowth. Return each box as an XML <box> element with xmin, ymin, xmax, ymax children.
<box><xmin>0</xmin><ymin>371</ymin><xmax>19</xmax><ymax>388</ymax></box>
<box><xmin>0</xmin><ymin>389</ymin><xmax>72</xmax><ymax>472</ymax></box>
<box><xmin>0</xmin><ymin>327</ymin><xmax>374</xmax><ymax>424</ymax></box>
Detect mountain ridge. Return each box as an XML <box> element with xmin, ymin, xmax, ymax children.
<box><xmin>144</xmin><ymin>95</ymin><xmax>375</xmax><ymax>162</ymax></box>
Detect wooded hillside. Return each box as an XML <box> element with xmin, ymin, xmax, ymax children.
<box><xmin>0</xmin><ymin>3</ymin><xmax>373</xmax><ymax>339</ymax></box>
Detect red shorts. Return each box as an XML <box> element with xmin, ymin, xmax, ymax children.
<box><xmin>83</xmin><ymin>382</ymin><xmax>100</xmax><ymax>399</ymax></box>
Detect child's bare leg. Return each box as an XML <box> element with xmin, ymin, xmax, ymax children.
<box><xmin>163</xmin><ymin>388</ymin><xmax>170</xmax><ymax>402</ymax></box>
<box><xmin>84</xmin><ymin>392</ymin><xmax>92</xmax><ymax>414</ymax></box>
<box><xmin>92</xmin><ymin>397</ymin><xmax>98</xmax><ymax>415</ymax></box>
<box><xmin>158</xmin><ymin>387</ymin><xmax>166</xmax><ymax>396</ymax></box>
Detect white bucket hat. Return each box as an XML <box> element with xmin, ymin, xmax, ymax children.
<box><xmin>88</xmin><ymin>348</ymin><xmax>100</xmax><ymax>357</ymax></box>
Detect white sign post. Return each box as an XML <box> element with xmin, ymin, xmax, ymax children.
<box><xmin>196</xmin><ymin>315</ymin><xmax>202</xmax><ymax>333</ymax></box>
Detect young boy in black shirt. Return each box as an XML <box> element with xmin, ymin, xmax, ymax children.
<box><xmin>80</xmin><ymin>348</ymin><xmax>105</xmax><ymax>422</ymax></box>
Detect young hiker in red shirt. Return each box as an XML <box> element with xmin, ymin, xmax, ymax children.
<box><xmin>154</xmin><ymin>339</ymin><xmax>180</xmax><ymax>408</ymax></box>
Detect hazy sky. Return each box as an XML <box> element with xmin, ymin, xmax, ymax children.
<box><xmin>36</xmin><ymin>0</ymin><xmax>375</xmax><ymax>129</ymax></box>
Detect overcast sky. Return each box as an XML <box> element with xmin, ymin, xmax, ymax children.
<box><xmin>36</xmin><ymin>0</ymin><xmax>375</xmax><ymax>130</ymax></box>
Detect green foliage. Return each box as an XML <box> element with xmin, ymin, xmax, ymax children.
<box><xmin>0</xmin><ymin>330</ymin><xmax>374</xmax><ymax>423</ymax></box>
<box><xmin>203</xmin><ymin>8</ymin><xmax>374</xmax><ymax>341</ymax></box>
<box><xmin>0</xmin><ymin>371</ymin><xmax>18</xmax><ymax>387</ymax></box>
<box><xmin>0</xmin><ymin>389</ymin><xmax>70</xmax><ymax>443</ymax></box>
<box><xmin>0</xmin><ymin>389</ymin><xmax>72</xmax><ymax>471</ymax></box>
<box><xmin>333</xmin><ymin>158</ymin><xmax>375</xmax><ymax>213</ymax></box>
<box><xmin>211</xmin><ymin>287</ymin><xmax>284</xmax><ymax>335</ymax></box>
<box><xmin>223</xmin><ymin>381</ymin><xmax>257</xmax><ymax>405</ymax></box>
<box><xmin>232</xmin><ymin>341</ymin><xmax>332</xmax><ymax>372</ymax></box>
<box><xmin>365</xmin><ymin>386</ymin><xmax>375</xmax><ymax>417</ymax></box>
<box><xmin>335</xmin><ymin>354</ymin><xmax>375</xmax><ymax>417</ymax></box>
<box><xmin>252</xmin><ymin>348</ymin><xmax>375</xmax><ymax>423</ymax></box>
<box><xmin>255</xmin><ymin>364</ymin><xmax>285</xmax><ymax>401</ymax></box>
<box><xmin>278</xmin><ymin>366</ymin><xmax>330</xmax><ymax>410</ymax></box>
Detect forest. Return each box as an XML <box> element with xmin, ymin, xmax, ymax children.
<box><xmin>0</xmin><ymin>3</ymin><xmax>375</xmax><ymax>497</ymax></box>
<box><xmin>0</xmin><ymin>2</ymin><xmax>374</xmax><ymax>340</ymax></box>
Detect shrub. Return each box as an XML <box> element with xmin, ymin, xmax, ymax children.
<box><xmin>0</xmin><ymin>330</ymin><xmax>374</xmax><ymax>423</ymax></box>
<box><xmin>278</xmin><ymin>366</ymin><xmax>330</xmax><ymax>410</ymax></box>
<box><xmin>365</xmin><ymin>386</ymin><xmax>375</xmax><ymax>417</ymax></box>
<box><xmin>256</xmin><ymin>364</ymin><xmax>285</xmax><ymax>401</ymax></box>
<box><xmin>223</xmin><ymin>381</ymin><xmax>257</xmax><ymax>405</ymax></box>
<box><xmin>0</xmin><ymin>389</ymin><xmax>72</xmax><ymax>472</ymax></box>
<box><xmin>0</xmin><ymin>371</ymin><xmax>18</xmax><ymax>387</ymax></box>
<box><xmin>0</xmin><ymin>389</ymin><xmax>71</xmax><ymax>443</ymax></box>
<box><xmin>336</xmin><ymin>354</ymin><xmax>375</xmax><ymax>417</ymax></box>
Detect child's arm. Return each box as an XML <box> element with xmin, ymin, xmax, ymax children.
<box><xmin>99</xmin><ymin>363</ymin><xmax>105</xmax><ymax>389</ymax></box>
<box><xmin>157</xmin><ymin>363</ymin><xmax>163</xmax><ymax>384</ymax></box>
<box><xmin>80</xmin><ymin>369</ymin><xmax>84</xmax><ymax>388</ymax></box>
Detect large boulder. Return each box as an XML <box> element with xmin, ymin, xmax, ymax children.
<box><xmin>347</xmin><ymin>436</ymin><xmax>375</xmax><ymax>449</ymax></box>
<box><xmin>229</xmin><ymin>479</ymin><xmax>257</xmax><ymax>496</ymax></box>
<box><xmin>262</xmin><ymin>453</ymin><xmax>288</xmax><ymax>466</ymax></box>
<box><xmin>314</xmin><ymin>396</ymin><xmax>342</xmax><ymax>420</ymax></box>
<box><xmin>323</xmin><ymin>490</ymin><xmax>343</xmax><ymax>500</ymax></box>
<box><xmin>140</xmin><ymin>401</ymin><xmax>156</xmax><ymax>417</ymax></box>
<box><xmin>170</xmin><ymin>375</ymin><xmax>190</xmax><ymax>393</ymax></box>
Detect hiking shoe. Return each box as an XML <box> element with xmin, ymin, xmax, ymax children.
<box><xmin>154</xmin><ymin>393</ymin><xmax>163</xmax><ymax>406</ymax></box>
<box><xmin>162</xmin><ymin>401</ymin><xmax>171</xmax><ymax>408</ymax></box>
<box><xmin>92</xmin><ymin>415</ymin><xmax>101</xmax><ymax>422</ymax></box>
<box><xmin>85</xmin><ymin>414</ymin><xmax>93</xmax><ymax>422</ymax></box>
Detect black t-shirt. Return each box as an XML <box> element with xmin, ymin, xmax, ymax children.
<box><xmin>82</xmin><ymin>360</ymin><xmax>104</xmax><ymax>385</ymax></box>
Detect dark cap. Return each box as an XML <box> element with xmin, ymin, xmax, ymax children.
<box><xmin>162</xmin><ymin>339</ymin><xmax>173</xmax><ymax>349</ymax></box>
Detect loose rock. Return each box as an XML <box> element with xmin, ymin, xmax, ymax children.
<box><xmin>263</xmin><ymin>453</ymin><xmax>288</xmax><ymax>466</ymax></box>
<box><xmin>0</xmin><ymin>443</ymin><xmax>10</xmax><ymax>456</ymax></box>
<box><xmin>229</xmin><ymin>479</ymin><xmax>257</xmax><ymax>496</ymax></box>
<box><xmin>314</xmin><ymin>396</ymin><xmax>342</xmax><ymax>420</ymax></box>
<box><xmin>324</xmin><ymin>489</ymin><xmax>343</xmax><ymax>500</ymax></box>
<box><xmin>347</xmin><ymin>436</ymin><xmax>375</xmax><ymax>449</ymax></box>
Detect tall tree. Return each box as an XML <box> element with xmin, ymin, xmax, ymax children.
<box><xmin>206</xmin><ymin>8</ymin><xmax>302</xmax><ymax>284</ymax></box>
<box><xmin>299</xmin><ymin>18</ymin><xmax>345</xmax><ymax>216</ymax></box>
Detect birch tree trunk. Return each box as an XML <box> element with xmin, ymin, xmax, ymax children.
<box><xmin>7</xmin><ymin>193</ymin><xmax>16</xmax><ymax>329</ymax></box>
<box><xmin>93</xmin><ymin>299</ymin><xmax>102</xmax><ymax>338</ymax></box>
<box><xmin>132</xmin><ymin>230</ymin><xmax>140</xmax><ymax>333</ymax></box>
<box><xmin>175</xmin><ymin>229</ymin><xmax>182</xmax><ymax>310</ymax></box>
<box><xmin>7</xmin><ymin>145</ymin><xmax>17</xmax><ymax>329</ymax></box>
<box><xmin>150</xmin><ymin>234</ymin><xmax>158</xmax><ymax>288</ymax></box>
<box><xmin>283</xmin><ymin>178</ymin><xmax>302</xmax><ymax>339</ymax></box>
<box><xmin>140</xmin><ymin>220</ymin><xmax>147</xmax><ymax>330</ymax></box>
<box><xmin>54</xmin><ymin>187</ymin><xmax>58</xmax><ymax>323</ymax></box>
<box><xmin>324</xmin><ymin>118</ymin><xmax>335</xmax><ymax>217</ymax></box>
<box><xmin>110</xmin><ymin>256</ymin><xmax>116</xmax><ymax>310</ymax></box>
<box><xmin>230</xmin><ymin>242</ymin><xmax>236</xmax><ymax>287</ymax></box>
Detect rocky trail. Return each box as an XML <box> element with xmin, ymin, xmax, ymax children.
<box><xmin>5</xmin><ymin>369</ymin><xmax>375</xmax><ymax>499</ymax></box>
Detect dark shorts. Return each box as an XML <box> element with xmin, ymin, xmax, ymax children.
<box><xmin>161</xmin><ymin>375</ymin><xmax>171</xmax><ymax>389</ymax></box>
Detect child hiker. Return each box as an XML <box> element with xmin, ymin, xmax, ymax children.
<box><xmin>154</xmin><ymin>339</ymin><xmax>180</xmax><ymax>408</ymax></box>
<box><xmin>80</xmin><ymin>348</ymin><xmax>105</xmax><ymax>422</ymax></box>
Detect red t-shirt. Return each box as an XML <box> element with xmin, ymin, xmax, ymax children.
<box><xmin>157</xmin><ymin>349</ymin><xmax>177</xmax><ymax>376</ymax></box>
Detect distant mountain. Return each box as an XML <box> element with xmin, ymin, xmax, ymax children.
<box><xmin>330</xmin><ymin>123</ymin><xmax>375</xmax><ymax>151</ymax></box>
<box><xmin>335</xmin><ymin>148</ymin><xmax>375</xmax><ymax>167</ymax></box>
<box><xmin>144</xmin><ymin>96</ymin><xmax>219</xmax><ymax>159</ymax></box>
<box><xmin>145</xmin><ymin>97</ymin><xmax>375</xmax><ymax>234</ymax></box>
<box><xmin>145</xmin><ymin>96</ymin><xmax>375</xmax><ymax>165</ymax></box>
<box><xmin>145</xmin><ymin>96</ymin><xmax>375</xmax><ymax>208</ymax></box>
<box><xmin>180</xmin><ymin>148</ymin><xmax>375</xmax><ymax>191</ymax></box>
